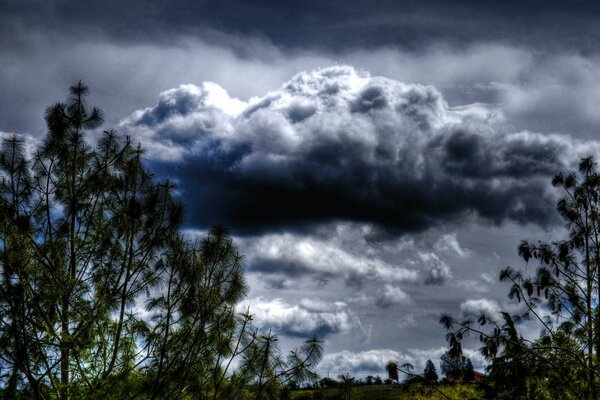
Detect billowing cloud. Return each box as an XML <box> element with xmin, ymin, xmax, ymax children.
<box><xmin>375</xmin><ymin>285</ymin><xmax>412</xmax><ymax>309</ymax></box>
<box><xmin>234</xmin><ymin>222</ymin><xmax>471</xmax><ymax>288</ymax></box>
<box><xmin>236</xmin><ymin>297</ymin><xmax>362</xmax><ymax>338</ymax></box>
<box><xmin>460</xmin><ymin>298</ymin><xmax>502</xmax><ymax>320</ymax></box>
<box><xmin>420</xmin><ymin>253</ymin><xmax>453</xmax><ymax>285</ymax></box>
<box><xmin>237</xmin><ymin>227</ymin><xmax>419</xmax><ymax>288</ymax></box>
<box><xmin>121</xmin><ymin>65</ymin><xmax>599</xmax><ymax>234</ymax></box>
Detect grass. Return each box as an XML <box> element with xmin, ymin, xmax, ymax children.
<box><xmin>291</xmin><ymin>382</ymin><xmax>483</xmax><ymax>400</ymax></box>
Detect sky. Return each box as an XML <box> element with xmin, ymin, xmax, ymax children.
<box><xmin>2</xmin><ymin>0</ymin><xmax>600</xmax><ymax>378</ymax></box>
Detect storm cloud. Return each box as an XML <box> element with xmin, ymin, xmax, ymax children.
<box><xmin>4</xmin><ymin>0</ymin><xmax>600</xmax><ymax>378</ymax></box>
<box><xmin>3</xmin><ymin>0</ymin><xmax>600</xmax><ymax>53</ymax></box>
<box><xmin>121</xmin><ymin>65</ymin><xmax>597</xmax><ymax>234</ymax></box>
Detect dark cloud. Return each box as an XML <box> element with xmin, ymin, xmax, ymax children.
<box><xmin>3</xmin><ymin>0</ymin><xmax>600</xmax><ymax>376</ymax></box>
<box><xmin>249</xmin><ymin>258</ymin><xmax>325</xmax><ymax>280</ymax></box>
<box><xmin>122</xmin><ymin>66</ymin><xmax>592</xmax><ymax>235</ymax></box>
<box><xmin>3</xmin><ymin>0</ymin><xmax>600</xmax><ymax>52</ymax></box>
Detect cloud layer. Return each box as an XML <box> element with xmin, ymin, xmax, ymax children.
<box><xmin>234</xmin><ymin>222</ymin><xmax>468</xmax><ymax>289</ymax></box>
<box><xmin>237</xmin><ymin>297</ymin><xmax>362</xmax><ymax>338</ymax></box>
<box><xmin>4</xmin><ymin>1</ymin><xmax>600</xmax><ymax>52</ymax></box>
<box><xmin>318</xmin><ymin>347</ymin><xmax>487</xmax><ymax>377</ymax></box>
<box><xmin>121</xmin><ymin>66</ymin><xmax>596</xmax><ymax>234</ymax></box>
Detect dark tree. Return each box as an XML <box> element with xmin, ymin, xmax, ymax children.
<box><xmin>0</xmin><ymin>82</ymin><xmax>182</xmax><ymax>399</ymax></box>
<box><xmin>337</xmin><ymin>373</ymin><xmax>355</xmax><ymax>400</ymax></box>
<box><xmin>440</xmin><ymin>353</ymin><xmax>471</xmax><ymax>381</ymax></box>
<box><xmin>464</xmin><ymin>358</ymin><xmax>474</xmax><ymax>382</ymax></box>
<box><xmin>0</xmin><ymin>83</ymin><xmax>323</xmax><ymax>400</ymax></box>
<box><xmin>440</xmin><ymin>157</ymin><xmax>600</xmax><ymax>400</ymax></box>
<box><xmin>423</xmin><ymin>359</ymin><xmax>438</xmax><ymax>382</ymax></box>
<box><xmin>385</xmin><ymin>361</ymin><xmax>399</xmax><ymax>383</ymax></box>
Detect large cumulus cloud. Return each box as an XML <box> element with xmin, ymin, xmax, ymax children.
<box><xmin>121</xmin><ymin>65</ymin><xmax>599</xmax><ymax>234</ymax></box>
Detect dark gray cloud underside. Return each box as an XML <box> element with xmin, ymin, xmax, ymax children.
<box><xmin>3</xmin><ymin>0</ymin><xmax>600</xmax><ymax>52</ymax></box>
<box><xmin>156</xmin><ymin>152</ymin><xmax>558</xmax><ymax>236</ymax></box>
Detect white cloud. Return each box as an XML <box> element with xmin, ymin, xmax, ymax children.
<box><xmin>434</xmin><ymin>233</ymin><xmax>471</xmax><ymax>258</ymax></box>
<box><xmin>397</xmin><ymin>314</ymin><xmax>418</xmax><ymax>329</ymax></box>
<box><xmin>460</xmin><ymin>298</ymin><xmax>502</xmax><ymax>320</ymax></box>
<box><xmin>237</xmin><ymin>297</ymin><xmax>362</xmax><ymax>337</ymax></box>
<box><xmin>318</xmin><ymin>346</ymin><xmax>488</xmax><ymax>377</ymax></box>
<box><xmin>237</xmin><ymin>225</ymin><xmax>420</xmax><ymax>287</ymax></box>
<box><xmin>420</xmin><ymin>253</ymin><xmax>453</xmax><ymax>285</ymax></box>
<box><xmin>235</xmin><ymin>222</ymin><xmax>469</xmax><ymax>288</ymax></box>
<box><xmin>375</xmin><ymin>285</ymin><xmax>412</xmax><ymax>309</ymax></box>
<box><xmin>121</xmin><ymin>65</ymin><xmax>470</xmax><ymax>162</ymax></box>
<box><xmin>318</xmin><ymin>349</ymin><xmax>404</xmax><ymax>375</ymax></box>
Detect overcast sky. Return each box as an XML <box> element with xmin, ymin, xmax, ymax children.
<box><xmin>2</xmin><ymin>0</ymin><xmax>600</xmax><ymax>377</ymax></box>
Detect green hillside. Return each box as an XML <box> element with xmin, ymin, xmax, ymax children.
<box><xmin>291</xmin><ymin>383</ymin><xmax>482</xmax><ymax>400</ymax></box>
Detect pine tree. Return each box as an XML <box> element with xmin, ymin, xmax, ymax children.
<box><xmin>464</xmin><ymin>358</ymin><xmax>474</xmax><ymax>381</ymax></box>
<box><xmin>0</xmin><ymin>82</ymin><xmax>324</xmax><ymax>399</ymax></box>
<box><xmin>423</xmin><ymin>359</ymin><xmax>438</xmax><ymax>382</ymax></box>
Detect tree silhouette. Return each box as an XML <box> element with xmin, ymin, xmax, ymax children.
<box><xmin>385</xmin><ymin>360</ymin><xmax>399</xmax><ymax>383</ymax></box>
<box><xmin>337</xmin><ymin>373</ymin><xmax>355</xmax><ymax>400</ymax></box>
<box><xmin>440</xmin><ymin>353</ymin><xmax>472</xmax><ymax>382</ymax></box>
<box><xmin>400</xmin><ymin>362</ymin><xmax>414</xmax><ymax>381</ymax></box>
<box><xmin>423</xmin><ymin>359</ymin><xmax>438</xmax><ymax>382</ymax></box>
<box><xmin>441</xmin><ymin>157</ymin><xmax>600</xmax><ymax>400</ymax></box>
<box><xmin>0</xmin><ymin>83</ymin><xmax>323</xmax><ymax>400</ymax></box>
<box><xmin>1</xmin><ymin>82</ymin><xmax>181</xmax><ymax>399</ymax></box>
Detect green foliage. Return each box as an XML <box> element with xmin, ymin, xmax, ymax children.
<box><xmin>439</xmin><ymin>353</ymin><xmax>472</xmax><ymax>381</ymax></box>
<box><xmin>291</xmin><ymin>382</ymin><xmax>483</xmax><ymax>400</ymax></box>
<box><xmin>337</xmin><ymin>373</ymin><xmax>355</xmax><ymax>400</ymax></box>
<box><xmin>0</xmin><ymin>83</ymin><xmax>322</xmax><ymax>399</ymax></box>
<box><xmin>441</xmin><ymin>157</ymin><xmax>600</xmax><ymax>400</ymax></box>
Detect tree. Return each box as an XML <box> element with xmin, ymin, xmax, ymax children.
<box><xmin>423</xmin><ymin>359</ymin><xmax>438</xmax><ymax>382</ymax></box>
<box><xmin>440</xmin><ymin>353</ymin><xmax>472</xmax><ymax>382</ymax></box>
<box><xmin>385</xmin><ymin>360</ymin><xmax>399</xmax><ymax>383</ymax></box>
<box><xmin>387</xmin><ymin>358</ymin><xmax>453</xmax><ymax>400</ymax></box>
<box><xmin>400</xmin><ymin>362</ymin><xmax>414</xmax><ymax>382</ymax></box>
<box><xmin>0</xmin><ymin>82</ymin><xmax>183</xmax><ymax>399</ymax></box>
<box><xmin>464</xmin><ymin>358</ymin><xmax>474</xmax><ymax>382</ymax></box>
<box><xmin>337</xmin><ymin>373</ymin><xmax>355</xmax><ymax>400</ymax></box>
<box><xmin>440</xmin><ymin>157</ymin><xmax>600</xmax><ymax>400</ymax></box>
<box><xmin>0</xmin><ymin>83</ymin><xmax>323</xmax><ymax>399</ymax></box>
